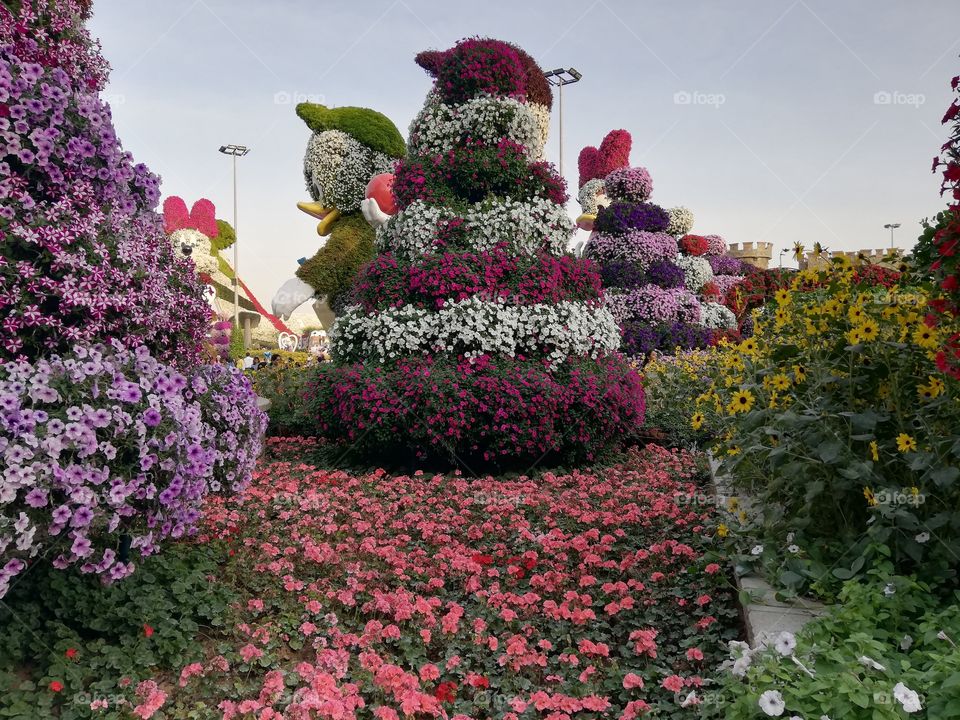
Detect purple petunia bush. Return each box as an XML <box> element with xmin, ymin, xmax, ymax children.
<box><xmin>0</xmin><ymin>37</ymin><xmax>211</xmax><ymax>364</ymax></box>
<box><xmin>604</xmin><ymin>166</ymin><xmax>653</xmax><ymax>203</ymax></box>
<box><xmin>605</xmin><ymin>286</ymin><xmax>702</xmax><ymax>326</ymax></box>
<box><xmin>0</xmin><ymin>342</ymin><xmax>266</xmax><ymax>597</ymax></box>
<box><xmin>587</xmin><ymin>230</ymin><xmax>678</xmax><ymax>270</ymax></box>
<box><xmin>0</xmin><ymin>4</ymin><xmax>267</xmax><ymax>594</ymax></box>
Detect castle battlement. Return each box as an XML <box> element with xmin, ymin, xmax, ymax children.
<box><xmin>727</xmin><ymin>241</ymin><xmax>774</xmax><ymax>269</ymax></box>
<box><xmin>800</xmin><ymin>247</ymin><xmax>902</xmax><ymax>270</ymax></box>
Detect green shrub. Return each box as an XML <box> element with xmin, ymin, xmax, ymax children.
<box><xmin>228</xmin><ymin>322</ymin><xmax>244</xmax><ymax>361</ymax></box>
<box><xmin>296</xmin><ymin>213</ymin><xmax>374</xmax><ymax>311</ymax></box>
<box><xmin>212</xmin><ymin>218</ymin><xmax>236</xmax><ymax>252</ymax></box>
<box><xmin>251</xmin><ymin>363</ymin><xmax>310</xmax><ymax>435</ymax></box>
<box><xmin>705</xmin><ymin>574</ymin><xmax>960</xmax><ymax>719</ymax></box>
<box><xmin>0</xmin><ymin>543</ymin><xmax>235</xmax><ymax>718</ymax></box>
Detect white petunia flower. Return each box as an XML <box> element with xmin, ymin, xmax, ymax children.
<box><xmin>787</xmin><ymin>544</ymin><xmax>800</xmax><ymax>554</ymax></box>
<box><xmin>680</xmin><ymin>691</ymin><xmax>699</xmax><ymax>708</ymax></box>
<box><xmin>858</xmin><ymin>655</ymin><xmax>886</xmax><ymax>671</ymax></box>
<box><xmin>900</xmin><ymin>635</ymin><xmax>913</xmax><ymax>650</ymax></box>
<box><xmin>774</xmin><ymin>631</ymin><xmax>796</xmax><ymax>657</ymax></box>
<box><xmin>751</xmin><ymin>544</ymin><xmax>764</xmax><ymax>555</ymax></box>
<box><xmin>915</xmin><ymin>532</ymin><xmax>930</xmax><ymax>543</ymax></box>
<box><xmin>893</xmin><ymin>682</ymin><xmax>922</xmax><ymax>713</ymax></box>
<box><xmin>758</xmin><ymin>689</ymin><xmax>786</xmax><ymax>717</ymax></box>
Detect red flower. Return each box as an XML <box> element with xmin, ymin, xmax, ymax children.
<box><xmin>64</xmin><ymin>648</ymin><xmax>77</xmax><ymax>659</ymax></box>
<box><xmin>471</xmin><ymin>553</ymin><xmax>493</xmax><ymax>566</ymax></box>
<box><xmin>49</xmin><ymin>681</ymin><xmax>63</xmax><ymax>693</ymax></box>
<box><xmin>143</xmin><ymin>624</ymin><xmax>155</xmax><ymax>638</ymax></box>
<box><xmin>434</xmin><ymin>681</ymin><xmax>457</xmax><ymax>703</ymax></box>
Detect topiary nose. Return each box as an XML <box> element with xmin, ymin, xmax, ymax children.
<box><xmin>181</xmin><ymin>243</ymin><xmax>193</xmax><ymax>256</ymax></box>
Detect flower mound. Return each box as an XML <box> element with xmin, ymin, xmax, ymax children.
<box><xmin>0</xmin><ymin>342</ymin><xmax>266</xmax><ymax>597</ymax></box>
<box><xmin>303</xmin><ymin>354</ymin><xmax>644</xmax><ymax>463</ymax></box>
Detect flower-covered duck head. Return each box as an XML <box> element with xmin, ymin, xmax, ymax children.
<box><xmin>295</xmin><ymin>103</ymin><xmax>406</xmax><ymax>236</ymax></box>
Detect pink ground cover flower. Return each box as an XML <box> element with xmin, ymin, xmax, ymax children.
<box><xmin>152</xmin><ymin>443</ymin><xmax>737</xmax><ymax>715</ymax></box>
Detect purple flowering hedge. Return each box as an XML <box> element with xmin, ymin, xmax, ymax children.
<box><xmin>0</xmin><ymin>5</ymin><xmax>267</xmax><ymax>597</ymax></box>
<box><xmin>0</xmin><ymin>39</ymin><xmax>211</xmax><ymax>364</ymax></box>
<box><xmin>0</xmin><ymin>342</ymin><xmax>266</xmax><ymax>597</ymax></box>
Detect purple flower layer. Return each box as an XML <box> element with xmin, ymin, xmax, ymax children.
<box><xmin>605</xmin><ymin>286</ymin><xmax>702</xmax><ymax>325</ymax></box>
<box><xmin>0</xmin><ymin>342</ymin><xmax>266</xmax><ymax>596</ymax></box>
<box><xmin>587</xmin><ymin>231</ymin><xmax>678</xmax><ymax>270</ymax></box>
<box><xmin>604</xmin><ymin>166</ymin><xmax>653</xmax><ymax>203</ymax></box>
<box><xmin>708</xmin><ymin>254</ymin><xmax>749</xmax><ymax>275</ymax></box>
<box><xmin>593</xmin><ymin>201</ymin><xmax>671</xmax><ymax>235</ymax></box>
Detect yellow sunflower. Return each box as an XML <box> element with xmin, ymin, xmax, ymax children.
<box><xmin>690</xmin><ymin>412</ymin><xmax>705</xmax><ymax>430</ymax></box>
<box><xmin>774</xmin><ymin>289</ymin><xmax>792</xmax><ymax>305</ymax></box>
<box><xmin>869</xmin><ymin>440</ymin><xmax>879</xmax><ymax>462</ymax></box>
<box><xmin>771</xmin><ymin>373</ymin><xmax>791</xmax><ymax>391</ymax></box>
<box><xmin>728</xmin><ymin>389</ymin><xmax>755</xmax><ymax>415</ymax></box>
<box><xmin>896</xmin><ymin>433</ymin><xmax>917</xmax><ymax>453</ymax></box>
<box><xmin>857</xmin><ymin>318</ymin><xmax>880</xmax><ymax>342</ymax></box>
<box><xmin>912</xmin><ymin>326</ymin><xmax>938</xmax><ymax>349</ymax></box>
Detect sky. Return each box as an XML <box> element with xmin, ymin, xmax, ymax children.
<box><xmin>89</xmin><ymin>0</ymin><xmax>960</xmax><ymax>308</ymax></box>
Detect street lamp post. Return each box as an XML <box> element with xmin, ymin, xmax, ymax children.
<box><xmin>218</xmin><ymin>144</ymin><xmax>250</xmax><ymax>334</ymax></box>
<box><xmin>884</xmin><ymin>222</ymin><xmax>901</xmax><ymax>250</ymax></box>
<box><xmin>544</xmin><ymin>68</ymin><xmax>582</xmax><ymax>179</ymax></box>
<box><xmin>779</xmin><ymin>249</ymin><xmax>786</xmax><ymax>269</ymax></box>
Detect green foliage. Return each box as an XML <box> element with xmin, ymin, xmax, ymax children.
<box><xmin>212</xmin><ymin>219</ymin><xmax>236</xmax><ymax>252</ymax></box>
<box><xmin>0</xmin><ymin>543</ymin><xmax>234</xmax><ymax>719</ymax></box>
<box><xmin>705</xmin><ymin>575</ymin><xmax>960</xmax><ymax>720</ymax></box>
<box><xmin>296</xmin><ymin>213</ymin><xmax>374</xmax><ymax>311</ymax></box>
<box><xmin>228</xmin><ymin>322</ymin><xmax>244</xmax><ymax>360</ymax></box>
<box><xmin>250</xmin><ymin>363</ymin><xmax>310</xmax><ymax>435</ymax></box>
<box><xmin>295</xmin><ymin>102</ymin><xmax>406</xmax><ymax>159</ymax></box>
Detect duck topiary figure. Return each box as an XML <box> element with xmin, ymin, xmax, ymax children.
<box><xmin>271</xmin><ymin>103</ymin><xmax>405</xmax><ymax>320</ymax></box>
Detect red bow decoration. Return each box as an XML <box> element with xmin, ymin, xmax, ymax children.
<box><xmin>162</xmin><ymin>196</ymin><xmax>219</xmax><ymax>238</ymax></box>
<box><xmin>578</xmin><ymin>129</ymin><xmax>632</xmax><ymax>188</ymax></box>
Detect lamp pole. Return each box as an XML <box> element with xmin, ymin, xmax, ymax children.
<box><xmin>544</xmin><ymin>68</ymin><xmax>582</xmax><ymax>179</ymax></box>
<box><xmin>218</xmin><ymin>144</ymin><xmax>250</xmax><ymax>333</ymax></box>
<box><xmin>883</xmin><ymin>222</ymin><xmax>901</xmax><ymax>250</ymax></box>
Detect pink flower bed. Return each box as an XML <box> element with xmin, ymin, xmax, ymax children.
<box><xmin>150</xmin><ymin>441</ymin><xmax>738</xmax><ymax>717</ymax></box>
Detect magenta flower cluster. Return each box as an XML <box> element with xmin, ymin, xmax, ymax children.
<box><xmin>587</xmin><ymin>230</ymin><xmax>679</xmax><ymax>270</ymax></box>
<box><xmin>0</xmin><ymin>1</ymin><xmax>110</xmax><ymax>92</ymax></box>
<box><xmin>604</xmin><ymin>166</ymin><xmax>653</xmax><ymax>202</ymax></box>
<box><xmin>0</xmin><ymin>342</ymin><xmax>266</xmax><ymax>598</ymax></box>
<box><xmin>0</xmin><ymin>4</ymin><xmax>266</xmax><ymax>592</ymax></box>
<box><xmin>304</xmin><ymin>354</ymin><xmax>644</xmax><ymax>464</ymax></box>
<box><xmin>433</xmin><ymin>38</ymin><xmax>527</xmax><ymax>105</ymax></box>
<box><xmin>351</xmin><ymin>247</ymin><xmax>603</xmax><ymax>311</ymax></box>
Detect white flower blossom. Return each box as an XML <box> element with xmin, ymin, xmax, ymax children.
<box><xmin>751</xmin><ymin>544</ymin><xmax>765</xmax><ymax>556</ymax></box>
<box><xmin>900</xmin><ymin>635</ymin><xmax>913</xmax><ymax>650</ymax></box>
<box><xmin>303</xmin><ymin>130</ymin><xmax>393</xmax><ymax>213</ymax></box>
<box><xmin>773</xmin><ymin>631</ymin><xmax>796</xmax><ymax>656</ymax></box>
<box><xmin>377</xmin><ymin>198</ymin><xmax>573</xmax><ymax>259</ymax></box>
<box><xmin>893</xmin><ymin>682</ymin><xmax>922</xmax><ymax>713</ymax></box>
<box><xmin>758</xmin><ymin>690</ymin><xmax>786</xmax><ymax>717</ymax></box>
<box><xmin>915</xmin><ymin>532</ymin><xmax>930</xmax><ymax>543</ymax></box>
<box><xmin>858</xmin><ymin>655</ymin><xmax>886</xmax><ymax>671</ymax></box>
<box><xmin>674</xmin><ymin>254</ymin><xmax>713</xmax><ymax>292</ymax></box>
<box><xmin>700</xmin><ymin>301</ymin><xmax>737</xmax><ymax>329</ymax></box>
<box><xmin>330</xmin><ymin>298</ymin><xmax>620</xmax><ymax>368</ymax></box>
<box><xmin>666</xmin><ymin>206</ymin><xmax>695</xmax><ymax>236</ymax></box>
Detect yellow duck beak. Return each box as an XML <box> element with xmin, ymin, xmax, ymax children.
<box><xmin>575</xmin><ymin>213</ymin><xmax>596</xmax><ymax>231</ymax></box>
<box><xmin>297</xmin><ymin>201</ymin><xmax>341</xmax><ymax>236</ymax></box>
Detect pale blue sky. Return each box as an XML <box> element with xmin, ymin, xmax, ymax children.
<box><xmin>90</xmin><ymin>0</ymin><xmax>960</xmax><ymax>305</ymax></box>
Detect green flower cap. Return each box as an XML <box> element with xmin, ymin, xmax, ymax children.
<box><xmin>296</xmin><ymin>103</ymin><xmax>406</xmax><ymax>159</ymax></box>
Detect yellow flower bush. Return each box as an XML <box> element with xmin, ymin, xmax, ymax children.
<box><xmin>698</xmin><ymin>261</ymin><xmax>960</xmax><ymax>597</ymax></box>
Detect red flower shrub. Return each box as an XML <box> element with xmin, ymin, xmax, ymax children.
<box><xmin>578</xmin><ymin>129</ymin><xmax>632</xmax><ymax>188</ymax></box>
<box><xmin>679</xmin><ymin>234</ymin><xmax>710</xmax><ymax>257</ymax></box>
<box><xmin>432</xmin><ymin>38</ymin><xmax>526</xmax><ymax>106</ymax></box>
<box><xmin>392</xmin><ymin>138</ymin><xmax>566</xmax><ymax>209</ymax></box>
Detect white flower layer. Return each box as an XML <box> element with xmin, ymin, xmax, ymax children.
<box><xmin>409</xmin><ymin>93</ymin><xmax>545</xmax><ymax>160</ymax></box>
<box><xmin>331</xmin><ymin>297</ymin><xmax>621</xmax><ymax>368</ymax></box>
<box><xmin>376</xmin><ymin>198</ymin><xmax>574</xmax><ymax>260</ymax></box>
<box><xmin>700</xmin><ymin>301</ymin><xmax>737</xmax><ymax>329</ymax></box>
